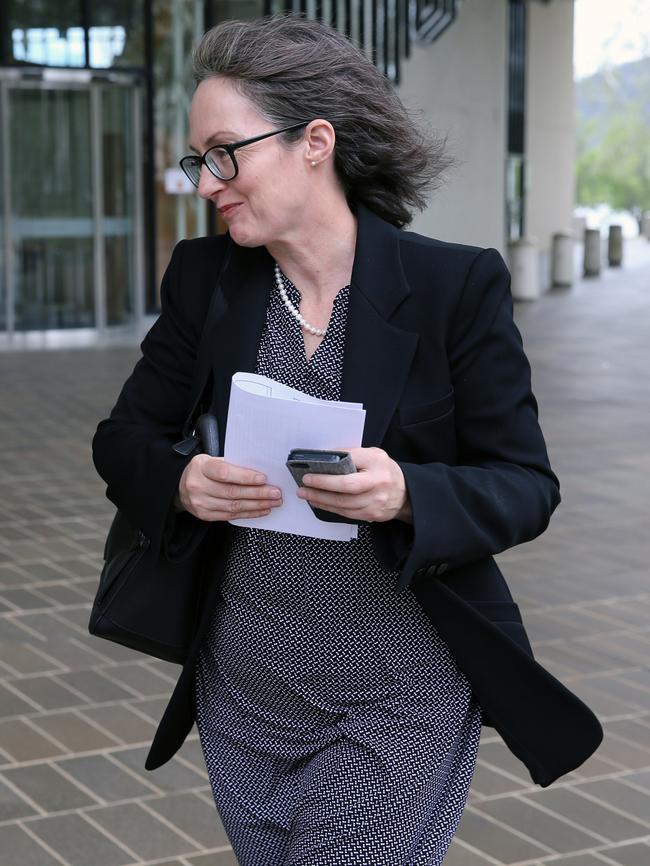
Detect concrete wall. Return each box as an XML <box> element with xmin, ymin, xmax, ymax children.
<box><xmin>526</xmin><ymin>0</ymin><xmax>576</xmax><ymax>289</ymax></box>
<box><xmin>396</xmin><ymin>0</ymin><xmax>508</xmax><ymax>254</ymax></box>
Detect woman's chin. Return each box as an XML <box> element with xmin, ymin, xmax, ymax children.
<box><xmin>225</xmin><ymin>221</ymin><xmax>261</xmax><ymax>248</ymax></box>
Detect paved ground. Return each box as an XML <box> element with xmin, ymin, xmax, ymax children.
<box><xmin>0</xmin><ymin>238</ymin><xmax>649</xmax><ymax>866</ymax></box>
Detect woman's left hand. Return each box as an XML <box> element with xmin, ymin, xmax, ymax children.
<box><xmin>296</xmin><ymin>447</ymin><xmax>412</xmax><ymax>523</ymax></box>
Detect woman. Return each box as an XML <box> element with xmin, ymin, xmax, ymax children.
<box><xmin>92</xmin><ymin>14</ymin><xmax>602</xmax><ymax>865</ymax></box>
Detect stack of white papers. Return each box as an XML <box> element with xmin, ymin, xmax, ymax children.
<box><xmin>223</xmin><ymin>373</ymin><xmax>366</xmax><ymax>540</ymax></box>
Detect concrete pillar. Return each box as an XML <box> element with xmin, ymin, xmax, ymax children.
<box><xmin>397</xmin><ymin>0</ymin><xmax>508</xmax><ymax>252</ymax></box>
<box><xmin>551</xmin><ymin>233</ymin><xmax>573</xmax><ymax>287</ymax></box>
<box><xmin>526</xmin><ymin>1</ymin><xmax>575</xmax><ymax>277</ymax></box>
<box><xmin>583</xmin><ymin>229</ymin><xmax>601</xmax><ymax>277</ymax></box>
<box><xmin>509</xmin><ymin>239</ymin><xmax>540</xmax><ymax>300</ymax></box>
<box><xmin>608</xmin><ymin>225</ymin><xmax>623</xmax><ymax>267</ymax></box>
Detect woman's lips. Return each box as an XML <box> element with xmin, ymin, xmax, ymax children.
<box><xmin>219</xmin><ymin>203</ymin><xmax>241</xmax><ymax>217</ymax></box>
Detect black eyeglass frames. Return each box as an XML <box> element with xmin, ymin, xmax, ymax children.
<box><xmin>179</xmin><ymin>121</ymin><xmax>312</xmax><ymax>187</ymax></box>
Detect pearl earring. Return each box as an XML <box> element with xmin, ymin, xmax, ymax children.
<box><xmin>310</xmin><ymin>160</ymin><xmax>317</xmax><ymax>167</ymax></box>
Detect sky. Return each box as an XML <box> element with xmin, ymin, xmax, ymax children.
<box><xmin>574</xmin><ymin>0</ymin><xmax>650</xmax><ymax>79</ymax></box>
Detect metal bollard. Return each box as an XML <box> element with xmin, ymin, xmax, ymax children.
<box><xmin>573</xmin><ymin>215</ymin><xmax>587</xmax><ymax>241</ymax></box>
<box><xmin>641</xmin><ymin>212</ymin><xmax>650</xmax><ymax>241</ymax></box>
<box><xmin>583</xmin><ymin>229</ymin><xmax>601</xmax><ymax>277</ymax></box>
<box><xmin>508</xmin><ymin>239</ymin><xmax>540</xmax><ymax>300</ymax></box>
<box><xmin>551</xmin><ymin>232</ymin><xmax>574</xmax><ymax>287</ymax></box>
<box><xmin>608</xmin><ymin>225</ymin><xmax>623</xmax><ymax>266</ymax></box>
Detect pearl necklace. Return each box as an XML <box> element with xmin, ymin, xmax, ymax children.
<box><xmin>274</xmin><ymin>263</ymin><xmax>327</xmax><ymax>336</ymax></box>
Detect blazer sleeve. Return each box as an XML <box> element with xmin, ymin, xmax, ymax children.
<box><xmin>375</xmin><ymin>246</ymin><xmax>562</xmax><ymax>590</ymax></box>
<box><xmin>92</xmin><ymin>240</ymin><xmax>210</xmax><ymax>553</ymax></box>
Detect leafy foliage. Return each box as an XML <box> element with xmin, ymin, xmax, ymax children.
<box><xmin>576</xmin><ymin>58</ymin><xmax>650</xmax><ymax>218</ymax></box>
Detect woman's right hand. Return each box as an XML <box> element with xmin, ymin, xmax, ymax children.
<box><xmin>176</xmin><ymin>455</ymin><xmax>283</xmax><ymax>521</ymax></box>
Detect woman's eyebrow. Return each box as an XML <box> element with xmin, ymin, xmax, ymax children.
<box><xmin>189</xmin><ymin>131</ymin><xmax>242</xmax><ymax>153</ymax></box>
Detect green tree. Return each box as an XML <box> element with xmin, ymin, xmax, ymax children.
<box><xmin>576</xmin><ymin>63</ymin><xmax>650</xmax><ymax>224</ymax></box>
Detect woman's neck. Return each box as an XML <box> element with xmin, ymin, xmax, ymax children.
<box><xmin>266</xmin><ymin>197</ymin><xmax>358</xmax><ymax>305</ymax></box>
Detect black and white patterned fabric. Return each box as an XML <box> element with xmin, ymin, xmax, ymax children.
<box><xmin>193</xmin><ymin>267</ymin><xmax>482</xmax><ymax>865</ymax></box>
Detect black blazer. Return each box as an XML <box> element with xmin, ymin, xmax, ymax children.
<box><xmin>92</xmin><ymin>203</ymin><xmax>602</xmax><ymax>786</ymax></box>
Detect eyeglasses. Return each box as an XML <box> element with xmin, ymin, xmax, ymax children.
<box><xmin>179</xmin><ymin>121</ymin><xmax>311</xmax><ymax>187</ymax></box>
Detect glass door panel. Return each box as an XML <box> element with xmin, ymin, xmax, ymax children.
<box><xmin>0</xmin><ymin>83</ymin><xmax>6</xmax><ymax>331</ymax></box>
<box><xmin>102</xmin><ymin>85</ymin><xmax>136</xmax><ymax>325</ymax></box>
<box><xmin>9</xmin><ymin>85</ymin><xmax>94</xmax><ymax>329</ymax></box>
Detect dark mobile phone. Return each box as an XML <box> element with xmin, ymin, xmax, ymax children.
<box><xmin>285</xmin><ymin>449</ymin><xmax>360</xmax><ymax>524</ymax></box>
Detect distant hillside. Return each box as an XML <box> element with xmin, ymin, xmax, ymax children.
<box><xmin>577</xmin><ymin>57</ymin><xmax>650</xmax><ymax>145</ymax></box>
<box><xmin>575</xmin><ymin>56</ymin><xmax>650</xmax><ymax>215</ymax></box>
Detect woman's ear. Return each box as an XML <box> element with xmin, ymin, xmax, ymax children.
<box><xmin>304</xmin><ymin>119</ymin><xmax>335</xmax><ymax>166</ymax></box>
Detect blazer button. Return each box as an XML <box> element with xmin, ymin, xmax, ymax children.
<box><xmin>425</xmin><ymin>564</ymin><xmax>438</xmax><ymax>579</ymax></box>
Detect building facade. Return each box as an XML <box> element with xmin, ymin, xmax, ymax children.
<box><xmin>0</xmin><ymin>0</ymin><xmax>574</xmax><ymax>347</ymax></box>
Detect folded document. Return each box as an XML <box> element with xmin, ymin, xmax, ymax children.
<box><xmin>223</xmin><ymin>372</ymin><xmax>366</xmax><ymax>540</ymax></box>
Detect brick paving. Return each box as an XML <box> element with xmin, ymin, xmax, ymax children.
<box><xmin>0</xmin><ymin>238</ymin><xmax>649</xmax><ymax>865</ymax></box>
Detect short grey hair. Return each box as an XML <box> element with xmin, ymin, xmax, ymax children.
<box><xmin>192</xmin><ymin>14</ymin><xmax>452</xmax><ymax>228</ymax></box>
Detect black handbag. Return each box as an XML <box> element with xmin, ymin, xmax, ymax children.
<box><xmin>88</xmin><ymin>237</ymin><xmax>233</xmax><ymax>664</ymax></box>
<box><xmin>88</xmin><ymin>413</ymin><xmax>219</xmax><ymax>664</ymax></box>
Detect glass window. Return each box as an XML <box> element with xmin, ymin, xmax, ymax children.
<box><xmin>89</xmin><ymin>2</ymin><xmax>145</xmax><ymax>68</ymax></box>
<box><xmin>152</xmin><ymin>0</ymin><xmax>206</xmax><ymax>308</ymax></box>
<box><xmin>8</xmin><ymin>0</ymin><xmax>85</xmax><ymax>67</ymax></box>
<box><xmin>150</xmin><ymin>0</ymin><xmax>264</xmax><ymax>308</ymax></box>
<box><xmin>6</xmin><ymin>0</ymin><xmax>145</xmax><ymax>69</ymax></box>
<box><xmin>11</xmin><ymin>26</ymin><xmax>85</xmax><ymax>67</ymax></box>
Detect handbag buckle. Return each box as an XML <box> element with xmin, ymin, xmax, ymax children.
<box><xmin>172</xmin><ymin>431</ymin><xmax>200</xmax><ymax>456</ymax></box>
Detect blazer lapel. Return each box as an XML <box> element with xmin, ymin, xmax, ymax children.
<box><xmin>341</xmin><ymin>205</ymin><xmax>419</xmax><ymax>446</ymax></box>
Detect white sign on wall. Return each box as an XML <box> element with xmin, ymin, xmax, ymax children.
<box><xmin>164</xmin><ymin>168</ymin><xmax>194</xmax><ymax>195</ymax></box>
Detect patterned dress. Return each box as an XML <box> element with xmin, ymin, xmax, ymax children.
<box><xmin>194</xmin><ymin>267</ymin><xmax>482</xmax><ymax>866</ymax></box>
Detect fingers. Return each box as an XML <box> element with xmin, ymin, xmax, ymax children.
<box><xmin>198</xmin><ymin>487</ymin><xmax>282</xmax><ymax>514</ymax></box>
<box><xmin>301</xmin><ymin>469</ymin><xmax>372</xmax><ymax>493</ymax></box>
<box><xmin>296</xmin><ymin>447</ymin><xmax>396</xmax><ymax>523</ymax></box>
<box><xmin>196</xmin><ymin>456</ymin><xmax>282</xmax><ymax>501</ymax></box>
<box><xmin>300</xmin><ymin>448</ymin><xmax>387</xmax><ymax>493</ymax></box>
<box><xmin>191</xmin><ymin>502</ymin><xmax>274</xmax><ymax>522</ymax></box>
<box><xmin>213</xmin><ymin>483</ymin><xmax>282</xmax><ymax>503</ymax></box>
<box><xmin>193</xmin><ymin>494</ymin><xmax>278</xmax><ymax>519</ymax></box>
<box><xmin>201</xmin><ymin>456</ymin><xmax>267</xmax><ymax>486</ymax></box>
<box><xmin>298</xmin><ymin>487</ymin><xmax>374</xmax><ymax>511</ymax></box>
<box><xmin>179</xmin><ymin>455</ymin><xmax>283</xmax><ymax>522</ymax></box>
<box><xmin>184</xmin><ymin>483</ymin><xmax>282</xmax><ymax>521</ymax></box>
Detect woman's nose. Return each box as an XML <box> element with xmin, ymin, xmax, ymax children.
<box><xmin>197</xmin><ymin>165</ymin><xmax>228</xmax><ymax>199</ymax></box>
